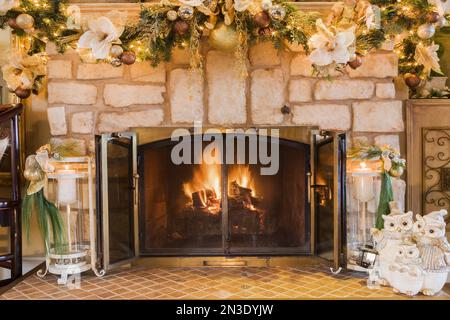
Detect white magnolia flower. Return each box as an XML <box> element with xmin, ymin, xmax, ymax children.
<box><xmin>0</xmin><ymin>0</ymin><xmax>19</xmax><ymax>14</ymax></box>
<box><xmin>308</xmin><ymin>19</ymin><xmax>356</xmax><ymax>66</ymax></box>
<box><xmin>1</xmin><ymin>54</ymin><xmax>47</xmax><ymax>91</ymax></box>
<box><xmin>428</xmin><ymin>0</ymin><xmax>450</xmax><ymax>15</ymax></box>
<box><xmin>78</xmin><ymin>16</ymin><xmax>124</xmax><ymax>60</ymax></box>
<box><xmin>234</xmin><ymin>0</ymin><xmax>254</xmax><ymax>12</ymax></box>
<box><xmin>364</xmin><ymin>5</ymin><xmax>380</xmax><ymax>29</ymax></box>
<box><xmin>261</xmin><ymin>0</ymin><xmax>273</xmax><ymax>9</ymax></box>
<box><xmin>178</xmin><ymin>0</ymin><xmax>205</xmax><ymax>6</ymax></box>
<box><xmin>414</xmin><ymin>42</ymin><xmax>443</xmax><ymax>76</ymax></box>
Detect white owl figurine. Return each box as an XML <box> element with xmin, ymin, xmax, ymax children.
<box><xmin>371</xmin><ymin>210</ymin><xmax>414</xmax><ymax>286</ymax></box>
<box><xmin>389</xmin><ymin>244</ymin><xmax>424</xmax><ymax>296</ymax></box>
<box><xmin>413</xmin><ymin>209</ymin><xmax>450</xmax><ymax>296</ymax></box>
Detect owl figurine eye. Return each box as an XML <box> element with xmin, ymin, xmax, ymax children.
<box><xmin>424</xmin><ymin>223</ymin><xmax>445</xmax><ymax>238</ymax></box>
<box><xmin>413</xmin><ymin>214</ymin><xmax>425</xmax><ymax>234</ymax></box>
<box><xmin>397</xmin><ymin>248</ymin><xmax>405</xmax><ymax>257</ymax></box>
<box><xmin>383</xmin><ymin>216</ymin><xmax>398</xmax><ymax>231</ymax></box>
<box><xmin>405</xmin><ymin>245</ymin><xmax>419</xmax><ymax>258</ymax></box>
<box><xmin>399</xmin><ymin>218</ymin><xmax>412</xmax><ymax>230</ymax></box>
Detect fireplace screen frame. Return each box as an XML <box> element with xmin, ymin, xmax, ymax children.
<box><xmin>96</xmin><ymin>128</ymin><xmax>347</xmax><ymax>270</ymax></box>
<box><xmin>137</xmin><ymin>133</ymin><xmax>312</xmax><ymax>256</ymax></box>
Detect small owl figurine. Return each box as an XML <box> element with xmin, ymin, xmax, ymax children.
<box><xmin>414</xmin><ymin>210</ymin><xmax>450</xmax><ymax>296</ymax></box>
<box><xmin>389</xmin><ymin>244</ymin><xmax>424</xmax><ymax>296</ymax></box>
<box><xmin>371</xmin><ymin>210</ymin><xmax>414</xmax><ymax>286</ymax></box>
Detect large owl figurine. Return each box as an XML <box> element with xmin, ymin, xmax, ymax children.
<box><xmin>371</xmin><ymin>210</ymin><xmax>414</xmax><ymax>286</ymax></box>
<box><xmin>413</xmin><ymin>210</ymin><xmax>450</xmax><ymax>296</ymax></box>
<box><xmin>389</xmin><ymin>244</ymin><xmax>424</xmax><ymax>296</ymax></box>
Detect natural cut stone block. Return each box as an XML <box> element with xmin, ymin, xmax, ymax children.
<box><xmin>376</xmin><ymin>82</ymin><xmax>396</xmax><ymax>99</ymax></box>
<box><xmin>172</xmin><ymin>47</ymin><xmax>190</xmax><ymax>65</ymax></box>
<box><xmin>50</xmin><ymin>138</ymin><xmax>86</xmax><ymax>155</ymax></box>
<box><xmin>352</xmin><ymin>101</ymin><xmax>404</xmax><ymax>132</ymax></box>
<box><xmin>207</xmin><ymin>51</ymin><xmax>246</xmax><ymax>124</ymax></box>
<box><xmin>47</xmin><ymin>107</ymin><xmax>67</xmax><ymax>135</ymax></box>
<box><xmin>169</xmin><ymin>69</ymin><xmax>204</xmax><ymax>123</ymax></box>
<box><xmin>97</xmin><ymin>109</ymin><xmax>164</xmax><ymax>132</ymax></box>
<box><xmin>47</xmin><ymin>60</ymin><xmax>72</xmax><ymax>79</ymax></box>
<box><xmin>292</xmin><ymin>104</ymin><xmax>351</xmax><ymax>130</ymax></box>
<box><xmin>347</xmin><ymin>53</ymin><xmax>398</xmax><ymax>78</ymax></box>
<box><xmin>249</xmin><ymin>41</ymin><xmax>280</xmax><ymax>66</ymax></box>
<box><xmin>251</xmin><ymin>69</ymin><xmax>285</xmax><ymax>124</ymax></box>
<box><xmin>48</xmin><ymin>82</ymin><xmax>97</xmax><ymax>105</ymax></box>
<box><xmin>45</xmin><ymin>42</ymin><xmax>58</xmax><ymax>56</ymax></box>
<box><xmin>290</xmin><ymin>54</ymin><xmax>314</xmax><ymax>76</ymax></box>
<box><xmin>71</xmin><ymin>112</ymin><xmax>94</xmax><ymax>134</ymax></box>
<box><xmin>104</xmin><ymin>84</ymin><xmax>165</xmax><ymax>108</ymax></box>
<box><xmin>289</xmin><ymin>79</ymin><xmax>312</xmax><ymax>102</ymax></box>
<box><xmin>374</xmin><ymin>134</ymin><xmax>401</xmax><ymax>152</ymax></box>
<box><xmin>130</xmin><ymin>62</ymin><xmax>166</xmax><ymax>83</ymax></box>
<box><xmin>315</xmin><ymin>80</ymin><xmax>374</xmax><ymax>100</ymax></box>
<box><xmin>77</xmin><ymin>63</ymin><xmax>123</xmax><ymax>79</ymax></box>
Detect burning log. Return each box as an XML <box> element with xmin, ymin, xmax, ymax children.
<box><xmin>192</xmin><ymin>190</ymin><xmax>207</xmax><ymax>208</ymax></box>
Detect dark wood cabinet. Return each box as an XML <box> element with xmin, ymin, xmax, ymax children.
<box><xmin>0</xmin><ymin>104</ymin><xmax>23</xmax><ymax>286</ymax></box>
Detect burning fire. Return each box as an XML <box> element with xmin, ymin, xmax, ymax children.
<box><xmin>183</xmin><ymin>163</ymin><xmax>257</xmax><ymax>212</ymax></box>
<box><xmin>183</xmin><ymin>163</ymin><xmax>222</xmax><ymax>200</ymax></box>
<box><xmin>228</xmin><ymin>165</ymin><xmax>256</xmax><ymax>197</ymax></box>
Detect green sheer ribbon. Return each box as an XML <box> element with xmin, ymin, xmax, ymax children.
<box><xmin>375</xmin><ymin>171</ymin><xmax>394</xmax><ymax>229</ymax></box>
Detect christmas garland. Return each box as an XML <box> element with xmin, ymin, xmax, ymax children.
<box><xmin>0</xmin><ymin>0</ymin><xmax>449</xmax><ymax>99</ymax></box>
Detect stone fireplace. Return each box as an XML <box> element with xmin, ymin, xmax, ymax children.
<box><xmin>38</xmin><ymin>3</ymin><xmax>406</xmax><ymax>269</ymax></box>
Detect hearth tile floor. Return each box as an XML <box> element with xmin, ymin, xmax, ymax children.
<box><xmin>1</xmin><ymin>265</ymin><xmax>449</xmax><ymax>300</ymax></box>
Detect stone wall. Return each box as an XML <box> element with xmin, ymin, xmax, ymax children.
<box><xmin>44</xmin><ymin>40</ymin><xmax>403</xmax><ymax>154</ymax></box>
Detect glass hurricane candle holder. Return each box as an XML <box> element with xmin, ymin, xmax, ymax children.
<box><xmin>39</xmin><ymin>157</ymin><xmax>104</xmax><ymax>284</ymax></box>
<box><xmin>346</xmin><ymin>159</ymin><xmax>382</xmax><ymax>272</ymax></box>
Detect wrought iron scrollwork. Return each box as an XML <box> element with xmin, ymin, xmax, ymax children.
<box><xmin>423</xmin><ymin>128</ymin><xmax>450</xmax><ymax>212</ymax></box>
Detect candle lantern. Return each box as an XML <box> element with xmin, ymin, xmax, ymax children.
<box><xmin>38</xmin><ymin>157</ymin><xmax>104</xmax><ymax>284</ymax></box>
<box><xmin>346</xmin><ymin>159</ymin><xmax>382</xmax><ymax>272</ymax></box>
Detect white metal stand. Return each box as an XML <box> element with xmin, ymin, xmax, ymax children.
<box><xmin>37</xmin><ymin>157</ymin><xmax>105</xmax><ymax>285</ymax></box>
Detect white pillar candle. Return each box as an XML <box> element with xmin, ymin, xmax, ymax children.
<box><xmin>354</xmin><ymin>162</ymin><xmax>375</xmax><ymax>203</ymax></box>
<box><xmin>57</xmin><ymin>167</ymin><xmax>77</xmax><ymax>205</ymax></box>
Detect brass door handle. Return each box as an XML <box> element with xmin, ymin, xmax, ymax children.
<box><xmin>133</xmin><ymin>174</ymin><xmax>140</xmax><ymax>205</ymax></box>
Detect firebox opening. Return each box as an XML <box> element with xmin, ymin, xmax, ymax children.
<box><xmin>138</xmin><ymin>132</ymin><xmax>311</xmax><ymax>256</ymax></box>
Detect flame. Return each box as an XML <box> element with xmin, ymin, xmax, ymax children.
<box><xmin>183</xmin><ymin>164</ymin><xmax>257</xmax><ymax>201</ymax></box>
<box><xmin>183</xmin><ymin>163</ymin><xmax>222</xmax><ymax>201</ymax></box>
<box><xmin>228</xmin><ymin>165</ymin><xmax>256</xmax><ymax>197</ymax></box>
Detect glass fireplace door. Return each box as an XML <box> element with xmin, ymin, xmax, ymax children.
<box><xmin>96</xmin><ymin>133</ymin><xmax>138</xmax><ymax>270</ymax></box>
<box><xmin>226</xmin><ymin>135</ymin><xmax>311</xmax><ymax>255</ymax></box>
<box><xmin>313</xmin><ymin>132</ymin><xmax>346</xmax><ymax>270</ymax></box>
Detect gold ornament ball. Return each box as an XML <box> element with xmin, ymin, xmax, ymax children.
<box><xmin>178</xmin><ymin>5</ymin><xmax>194</xmax><ymax>20</ymax></box>
<box><xmin>425</xmin><ymin>12</ymin><xmax>440</xmax><ymax>23</ymax></box>
<box><xmin>16</xmin><ymin>13</ymin><xmax>35</xmax><ymax>30</ymax></box>
<box><xmin>389</xmin><ymin>166</ymin><xmax>404</xmax><ymax>178</ymax></box>
<box><xmin>404</xmin><ymin>73</ymin><xmax>421</xmax><ymax>88</ymax></box>
<box><xmin>167</xmin><ymin>10</ymin><xmax>178</xmax><ymax>21</ymax></box>
<box><xmin>417</xmin><ymin>23</ymin><xmax>435</xmax><ymax>39</ymax></box>
<box><xmin>209</xmin><ymin>22</ymin><xmax>239</xmax><ymax>52</ymax></box>
<box><xmin>7</xmin><ymin>17</ymin><xmax>20</xmax><ymax>29</ymax></box>
<box><xmin>348</xmin><ymin>55</ymin><xmax>363</xmax><ymax>69</ymax></box>
<box><xmin>269</xmin><ymin>5</ymin><xmax>286</xmax><ymax>21</ymax></box>
<box><xmin>14</xmin><ymin>87</ymin><xmax>31</xmax><ymax>99</ymax></box>
<box><xmin>173</xmin><ymin>19</ymin><xmax>190</xmax><ymax>36</ymax></box>
<box><xmin>253</xmin><ymin>11</ymin><xmax>271</xmax><ymax>28</ymax></box>
<box><xmin>110</xmin><ymin>58</ymin><xmax>123</xmax><ymax>67</ymax></box>
<box><xmin>110</xmin><ymin>45</ymin><xmax>124</xmax><ymax>58</ymax></box>
<box><xmin>120</xmin><ymin>51</ymin><xmax>136</xmax><ymax>65</ymax></box>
